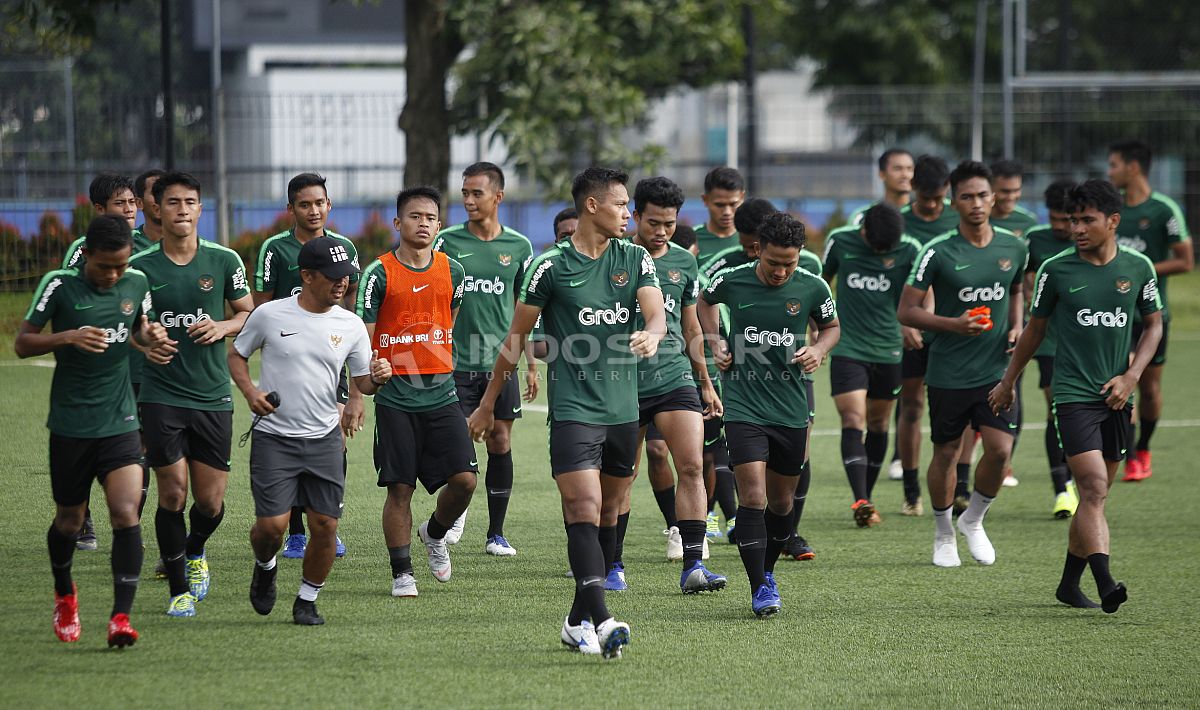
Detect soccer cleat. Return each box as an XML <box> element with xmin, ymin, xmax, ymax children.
<box><xmin>154</xmin><ymin>557</ymin><xmax>168</xmax><ymax>580</ymax></box>
<box><xmin>335</xmin><ymin>535</ymin><xmax>346</xmax><ymax>558</ymax></box>
<box><xmin>107</xmin><ymin>613</ymin><xmax>138</xmax><ymax>648</ymax></box>
<box><xmin>956</xmin><ymin>515</ymin><xmax>996</xmax><ymax>565</ymax></box>
<box><xmin>166</xmin><ymin>592</ymin><xmax>197</xmax><ymax>617</ymax></box>
<box><xmin>665</xmin><ymin>526</ymin><xmax>683</xmax><ymax>561</ymax></box>
<box><xmin>595</xmin><ymin>617</ymin><xmax>631</xmax><ymax>659</ymax></box>
<box><xmin>852</xmin><ymin>499</ymin><xmax>880</xmax><ymax>528</ymax></box>
<box><xmin>485</xmin><ymin>535</ymin><xmax>517</xmax><ymax>557</ymax></box>
<box><xmin>391</xmin><ymin>573</ymin><xmax>419</xmax><ymax>598</ymax></box>
<box><xmin>680</xmin><ymin>561</ymin><xmax>727</xmax><ymax>594</ymax></box>
<box><xmin>53</xmin><ymin>583</ymin><xmax>81</xmax><ymax>642</ymax></box>
<box><xmin>725</xmin><ymin>517</ymin><xmax>737</xmax><ymax>544</ymax></box>
<box><xmin>560</xmin><ymin>617</ymin><xmax>601</xmax><ymax>655</ymax></box>
<box><xmin>1002</xmin><ymin>474</ymin><xmax>1020</xmax><ymax>487</ymax></box>
<box><xmin>282</xmin><ymin>533</ymin><xmax>306</xmax><ymax>559</ymax></box>
<box><xmin>75</xmin><ymin>516</ymin><xmax>98</xmax><ymax>551</ymax></box>
<box><xmin>418</xmin><ymin>520</ymin><xmax>452</xmax><ymax>582</ymax></box>
<box><xmin>292</xmin><ymin>597</ymin><xmax>325</xmax><ymax>626</ymax></box>
<box><xmin>764</xmin><ymin>571</ymin><xmax>780</xmax><ymax>601</ymax></box>
<box><xmin>782</xmin><ymin>534</ymin><xmax>815</xmax><ymax>561</ymax></box>
<box><xmin>705</xmin><ymin>511</ymin><xmax>724</xmax><ymax>539</ymax></box>
<box><xmin>752</xmin><ymin>583</ymin><xmax>781</xmax><ymax>618</ymax></box>
<box><xmin>1137</xmin><ymin>450</ymin><xmax>1153</xmax><ymax>479</ymax></box>
<box><xmin>1122</xmin><ymin>450</ymin><xmax>1153</xmax><ymax>481</ymax></box>
<box><xmin>1101</xmin><ymin>582</ymin><xmax>1128</xmax><ymax>614</ymax></box>
<box><xmin>445</xmin><ymin>509</ymin><xmax>467</xmax><ymax>545</ymax></box>
<box><xmin>888</xmin><ymin>458</ymin><xmax>904</xmax><ymax>481</ymax></box>
<box><xmin>249</xmin><ymin>564</ymin><xmax>277</xmax><ymax>615</ymax></box>
<box><xmin>604</xmin><ymin>562</ymin><xmax>627</xmax><ymax>592</ymax></box>
<box><xmin>185</xmin><ymin>553</ymin><xmax>210</xmax><ymax>601</ymax></box>
<box><xmin>1052</xmin><ymin>492</ymin><xmax>1077</xmax><ymax>519</ymax></box>
<box><xmin>933</xmin><ymin>536</ymin><xmax>961</xmax><ymax>567</ymax></box>
<box><xmin>901</xmin><ymin>498</ymin><xmax>924</xmax><ymax>517</ymax></box>
<box><xmin>952</xmin><ymin>495</ymin><xmax>970</xmax><ymax>515</ymax></box>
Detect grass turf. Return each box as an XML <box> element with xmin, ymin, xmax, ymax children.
<box><xmin>1</xmin><ymin>275</ymin><xmax>1199</xmax><ymax>707</ymax></box>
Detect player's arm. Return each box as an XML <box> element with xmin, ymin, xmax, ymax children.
<box><xmin>350</xmin><ymin>348</ymin><xmax>392</xmax><ymax>398</ymax></box>
<box><xmin>467</xmin><ymin>302</ymin><xmax>542</xmax><ymax>441</ymax></box>
<box><xmin>1156</xmin><ymin>240</ymin><xmax>1194</xmax><ymax>277</ymax></box>
<box><xmin>1006</xmin><ymin>279</ymin><xmax>1024</xmax><ymax>352</ymax></box>
<box><xmin>696</xmin><ymin>293</ymin><xmax>731</xmax><ymax>371</ymax></box>
<box><xmin>14</xmin><ymin>320</ymin><xmax>109</xmax><ymax>357</ymax></box>
<box><xmin>190</xmin><ymin>293</ymin><xmax>254</xmax><ymax>345</ymax></box>
<box><xmin>897</xmin><ymin>285</ymin><xmax>985</xmax><ymax>336</ymax></box>
<box><xmin>989</xmin><ymin>316</ymin><xmax>1046</xmax><ymax>414</ymax></box>
<box><xmin>1107</xmin><ymin>310</ymin><xmax>1164</xmax><ymax>409</ymax></box>
<box><xmin>631</xmin><ymin>285</ymin><xmax>666</xmax><ymax>358</ymax></box>
<box><xmin>252</xmin><ymin>290</ymin><xmax>273</xmax><ymax>307</ymax></box>
<box><xmin>793</xmin><ymin>284</ymin><xmax>840</xmax><ymax>372</ymax></box>
<box><xmin>681</xmin><ymin>303</ymin><xmax>722</xmax><ymax>418</ymax></box>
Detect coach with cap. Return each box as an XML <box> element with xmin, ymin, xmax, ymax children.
<box><xmin>229</xmin><ymin>235</ymin><xmax>391</xmax><ymax>625</ymax></box>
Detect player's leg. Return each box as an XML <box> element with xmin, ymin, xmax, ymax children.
<box><xmin>375</xmin><ymin>403</ymin><xmax>421</xmax><ymax>596</ymax></box>
<box><xmin>1131</xmin><ymin>363</ymin><xmax>1163</xmax><ymax>478</ymax></box>
<box><xmin>655</xmin><ymin>407</ymin><xmax>725</xmax><ymax>592</ymax></box>
<box><xmin>99</xmin><ymin>455</ymin><xmax>145</xmax><ymax>646</ymax></box>
<box><xmin>142</xmin><ymin>403</ymin><xmax>194</xmax><ymax>610</ymax></box>
<box><xmin>863</xmin><ymin>361</ymin><xmax>900</xmax><ymax>501</ymax></box>
<box><xmin>295</xmin><ymin>510</ymin><xmax>338</xmax><ymax>625</ymax></box>
<box><xmin>417</xmin><ymin>405</ymin><xmax>479</xmax><ymax>583</ymax></box>
<box><xmin>831</xmin><ymin>357</ymin><xmax>872</xmax><ymax>519</ymax></box>
<box><xmin>1040</xmin><ymin>356</ymin><xmax>1075</xmax><ymax>518</ymax></box>
<box><xmin>249</xmin><ymin>512</ymin><xmax>289</xmax><ymax>614</ymax></box>
<box><xmin>1057</xmin><ymin>450</ymin><xmax>1107</xmax><ymax>609</ymax></box>
<box><xmin>898</xmin><ymin>372</ymin><xmax>926</xmax><ymax>512</ymax></box>
<box><xmin>646</xmin><ymin>437</ymin><xmax>677</xmax><ymax>530</ymax></box>
<box><xmin>483</xmin><ymin>416</ymin><xmax>516</xmax><ymax>554</ymax></box>
<box><xmin>47</xmin><ymin>434</ymin><xmax>94</xmax><ymax>642</ymax></box>
<box><xmin>383</xmin><ymin>483</ymin><xmax>417</xmax><ymax>591</ymax></box>
<box><xmin>954</xmin><ymin>390</ymin><xmax>1017</xmax><ymax>566</ymax></box>
<box><xmin>763</xmin><ymin>426</ymin><xmax>806</xmax><ymax>579</ymax></box>
<box><xmin>724</xmin><ymin>422</ymin><xmax>777</xmax><ymax>615</ymax></box>
<box><xmin>925</xmin><ymin>385</ymin><xmax>971</xmax><ymax>567</ymax></box>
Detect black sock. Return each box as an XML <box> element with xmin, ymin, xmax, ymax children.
<box><xmin>1088</xmin><ymin>552</ymin><xmax>1117</xmax><ymax>598</ymax></box>
<box><xmin>1050</xmin><ymin>466</ymin><xmax>1070</xmax><ymax>495</ymax></box>
<box><xmin>110</xmin><ymin>525</ymin><xmax>143</xmax><ymax>617</ymax></box>
<box><xmin>388</xmin><ymin>544</ymin><xmax>412</xmax><ymax>577</ymax></box>
<box><xmin>137</xmin><ymin>460</ymin><xmax>150</xmax><ymax>519</ymax></box>
<box><xmin>156</xmin><ymin>507</ymin><xmax>189</xmax><ymax>597</ymax></box>
<box><xmin>565</xmin><ymin>523</ymin><xmax>608</xmax><ymax>625</ymax></box>
<box><xmin>955</xmin><ymin>463</ymin><xmax>971</xmax><ymax>498</ymax></box>
<box><xmin>485</xmin><ymin>451</ymin><xmax>514</xmax><ymax>538</ymax></box>
<box><xmin>47</xmin><ymin>524</ymin><xmax>76</xmax><ymax>596</ymax></box>
<box><xmin>902</xmin><ymin>468</ymin><xmax>921</xmax><ymax>504</ymax></box>
<box><xmin>1060</xmin><ymin>551</ymin><xmax>1088</xmax><ymax>587</ymax></box>
<box><xmin>598</xmin><ymin>525</ymin><xmax>618</xmax><ymax>571</ymax></box>
<box><xmin>1046</xmin><ymin>418</ymin><xmax>1067</xmax><ymax>493</ymax></box>
<box><xmin>734</xmin><ymin>506</ymin><xmax>767</xmax><ymax>591</ymax></box>
<box><xmin>679</xmin><ymin>519</ymin><xmax>706</xmax><ymax>566</ymax></box>
<box><xmin>289</xmin><ymin>507</ymin><xmax>305</xmax><ymax>536</ymax></box>
<box><xmin>613</xmin><ymin>511</ymin><xmax>629</xmax><ymax>566</ymax></box>
<box><xmin>841</xmin><ymin>428</ymin><xmax>868</xmax><ymax>501</ymax></box>
<box><xmin>864</xmin><ymin>430</ymin><xmax>889</xmax><ymax>498</ymax></box>
<box><xmin>186</xmin><ymin>503</ymin><xmax>224</xmax><ymax>557</ymax></box>
<box><xmin>791</xmin><ymin>461</ymin><xmax>811</xmax><ymax>533</ymax></box>
<box><xmin>1136</xmin><ymin>418</ymin><xmax>1157</xmax><ymax>452</ymax></box>
<box><xmin>653</xmin><ymin>487</ymin><xmax>678</xmax><ymax>529</ymax></box>
<box><xmin>764</xmin><ymin>508</ymin><xmax>792</xmax><ymax>574</ymax></box>
<box><xmin>425</xmin><ymin>513</ymin><xmax>449</xmax><ymax>540</ymax></box>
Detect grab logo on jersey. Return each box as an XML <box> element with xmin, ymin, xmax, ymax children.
<box><xmin>743</xmin><ymin>326</ymin><xmax>796</xmax><ymax>347</ymax></box>
<box><xmin>958</xmin><ymin>282</ymin><xmax>1005</xmax><ymax>303</ymax></box>
<box><xmin>462</xmin><ymin>275</ymin><xmax>505</xmax><ymax>295</ymax></box>
<box><xmin>160</xmin><ymin>309</ymin><xmax>212</xmax><ymax>329</ymax></box>
<box><xmin>845</xmin><ymin>272</ymin><xmax>891</xmax><ymax>292</ymax></box>
<box><xmin>1077</xmin><ymin>307</ymin><xmax>1128</xmax><ymax>328</ymax></box>
<box><xmin>663</xmin><ymin>294</ymin><xmax>677</xmax><ymax>313</ymax></box>
<box><xmin>578</xmin><ymin>302</ymin><xmax>630</xmax><ymax>326</ymax></box>
<box><xmin>104</xmin><ymin>322</ymin><xmax>130</xmax><ymax>343</ymax></box>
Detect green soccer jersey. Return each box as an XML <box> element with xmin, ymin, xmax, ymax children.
<box><xmin>694</xmin><ymin>224</ymin><xmax>739</xmax><ymax>264</ymax></box>
<box><xmin>1031</xmin><ymin>247</ymin><xmax>1161</xmax><ymax>405</ymax></box>
<box><xmin>702</xmin><ymin>262</ymin><xmax>836</xmax><ymax>427</ymax></box>
<box><xmin>132</xmin><ymin>239</ymin><xmax>251</xmax><ymax>410</ymax></box>
<box><xmin>907</xmin><ymin>227</ymin><xmax>1028</xmax><ymax>389</ymax></box>
<box><xmin>823</xmin><ymin>226</ymin><xmax>921</xmax><ymax>364</ymax></box>
<box><xmin>255</xmin><ymin>229</ymin><xmax>359</xmax><ymax>299</ymax></box>
<box><xmin>357</xmin><ymin>252</ymin><xmax>466</xmax><ymax>412</ymax></box>
<box><xmin>433</xmin><ymin>224</ymin><xmax>533</xmax><ymax>372</ymax></box>
<box><xmin>1116</xmin><ymin>192</ymin><xmax>1190</xmax><ymax>322</ymax></box>
<box><xmin>901</xmin><ymin>200</ymin><xmax>959</xmax><ymax>244</ymax></box>
<box><xmin>703</xmin><ymin>246</ymin><xmax>822</xmax><ymax>283</ymax></box>
<box><xmin>520</xmin><ymin>237</ymin><xmax>659</xmax><ymax>425</ymax></box>
<box><xmin>25</xmin><ymin>268</ymin><xmax>152</xmax><ymax>438</ymax></box>
<box><xmin>990</xmin><ymin>205</ymin><xmax>1039</xmax><ymax>238</ymax></box>
<box><xmin>636</xmin><ymin>242</ymin><xmax>700</xmax><ymax>398</ymax></box>
<box><xmin>1024</xmin><ymin>225</ymin><xmax>1074</xmax><ymax>358</ymax></box>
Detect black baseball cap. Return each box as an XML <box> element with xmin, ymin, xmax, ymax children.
<box><xmin>298</xmin><ymin>236</ymin><xmax>359</xmax><ymax>279</ymax></box>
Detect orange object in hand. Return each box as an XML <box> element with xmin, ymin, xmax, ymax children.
<box><xmin>968</xmin><ymin>305</ymin><xmax>994</xmax><ymax>331</ymax></box>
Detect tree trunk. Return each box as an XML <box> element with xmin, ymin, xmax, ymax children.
<box><xmin>397</xmin><ymin>0</ymin><xmax>464</xmax><ymax>199</ymax></box>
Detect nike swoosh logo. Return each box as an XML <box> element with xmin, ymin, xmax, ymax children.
<box><xmin>288</xmin><ymin>264</ymin><xmax>299</xmax><ymax>271</ymax></box>
<box><xmin>737</xmin><ymin>541</ymin><xmax>757</xmax><ymax>548</ymax></box>
<box><xmin>892</xmin><ymin>386</ymin><xmax>902</xmax><ymax>395</ymax></box>
<box><xmin>683</xmin><ymin>544</ymin><xmax>703</xmax><ymax>550</ymax></box>
<box><xmin>954</xmin><ymin>264</ymin><xmax>971</xmax><ymax>271</ymax></box>
<box><xmin>738</xmin><ymin>303</ymin><xmax>756</xmax><ymax>309</ymax></box>
<box><xmin>151</xmin><ymin>283</ymin><xmax>169</xmax><ymax>291</ymax></box>
<box><xmin>280</xmin><ymin>331</ymin><xmax>297</xmax><ymax>337</ymax></box>
<box><xmin>569</xmin><ymin>279</ymin><xmax>587</xmax><ymax>287</ymax></box>
<box><xmin>458</xmin><ymin>253</ymin><xmax>474</xmax><ymax>259</ymax></box>
<box><xmin>1069</xmin><ymin>285</ymin><xmax>1088</xmax><ymax>293</ymax></box>
<box><xmin>74</xmin><ymin>303</ymin><xmax>93</xmax><ymax>310</ymax></box>
<box><xmin>704</xmin><ymin>436</ymin><xmax>720</xmax><ymax>446</ymax></box>
<box><xmin>469</xmin><ymin>460</ymin><xmax>478</xmax><ymax>466</ymax></box>
<box><xmin>413</xmin><ymin>285</ymin><xmax>430</xmax><ymax>292</ymax></box>
<box><xmin>512</xmin><ymin>406</ymin><xmax>522</xmax><ymax>413</ymax></box>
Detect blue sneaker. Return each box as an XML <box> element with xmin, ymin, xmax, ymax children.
<box><xmin>335</xmin><ymin>535</ymin><xmax>346</xmax><ymax>558</ymax></box>
<box><xmin>282</xmin><ymin>534</ymin><xmax>306</xmax><ymax>559</ymax></box>
<box><xmin>752</xmin><ymin>582</ymin><xmax>781</xmax><ymax>618</ymax></box>
<box><xmin>680</xmin><ymin>561</ymin><xmax>727</xmax><ymax>594</ymax></box>
<box><xmin>185</xmin><ymin>553</ymin><xmax>210</xmax><ymax>601</ymax></box>
<box><xmin>705</xmin><ymin>511</ymin><xmax>724</xmax><ymax>540</ymax></box>
<box><xmin>604</xmin><ymin>562</ymin><xmax>628</xmax><ymax>592</ymax></box>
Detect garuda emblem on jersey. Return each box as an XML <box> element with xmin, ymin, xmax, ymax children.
<box><xmin>880</xmin><ymin>257</ymin><xmax>896</xmax><ymax>269</ymax></box>
<box><xmin>120</xmin><ymin>298</ymin><xmax>135</xmax><ymax>316</ymax></box>
<box><xmin>498</xmin><ymin>254</ymin><xmax>512</xmax><ymax>266</ymax></box>
<box><xmin>611</xmin><ymin>269</ymin><xmax>630</xmax><ymax>286</ymax></box>
<box><xmin>998</xmin><ymin>258</ymin><xmax>1013</xmax><ymax>272</ymax></box>
<box><xmin>329</xmin><ymin>333</ymin><xmax>343</xmax><ymax>349</ymax></box>
<box><xmin>667</xmin><ymin>269</ymin><xmax>682</xmax><ymax>283</ymax></box>
<box><xmin>1139</xmin><ymin>218</ymin><xmax>1151</xmax><ymax>230</ymax></box>
<box><xmin>785</xmin><ymin>299</ymin><xmax>803</xmax><ymax>316</ymax></box>
<box><xmin>1115</xmin><ymin>278</ymin><xmax>1132</xmax><ymax>294</ymax></box>
<box><xmin>198</xmin><ymin>274</ymin><xmax>215</xmax><ymax>292</ymax></box>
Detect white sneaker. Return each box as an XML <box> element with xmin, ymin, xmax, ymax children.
<box><xmin>888</xmin><ymin>459</ymin><xmax>904</xmax><ymax>481</ymax></box>
<box><xmin>418</xmin><ymin>520</ymin><xmax>453</xmax><ymax>582</ymax></box>
<box><xmin>702</xmin><ymin>536</ymin><xmax>710</xmax><ymax>560</ymax></box>
<box><xmin>560</xmin><ymin>616</ymin><xmax>600</xmax><ymax>655</ymax></box>
<box><xmin>933</xmin><ymin>535</ymin><xmax>961</xmax><ymax>567</ymax></box>
<box><xmin>1002</xmin><ymin>475</ymin><xmax>1019</xmax><ymax>487</ymax></box>
<box><xmin>485</xmin><ymin>534</ymin><xmax>517</xmax><ymax>557</ymax></box>
<box><xmin>665</xmin><ymin>527</ymin><xmax>683</xmax><ymax>561</ymax></box>
<box><xmin>595</xmin><ymin>617</ymin><xmax>631</xmax><ymax>659</ymax></box>
<box><xmin>956</xmin><ymin>515</ymin><xmax>996</xmax><ymax>565</ymax></box>
<box><xmin>391</xmin><ymin>572</ymin><xmax>418</xmax><ymax>598</ymax></box>
<box><xmin>445</xmin><ymin>509</ymin><xmax>467</xmax><ymax>545</ymax></box>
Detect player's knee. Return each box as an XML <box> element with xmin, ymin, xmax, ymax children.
<box><xmin>386</xmin><ymin>485</ymin><xmax>414</xmax><ymax>505</ymax></box>
<box><xmin>307</xmin><ymin>514</ymin><xmax>338</xmax><ymax>539</ymax></box>
<box><xmin>900</xmin><ymin>401</ymin><xmax>923</xmax><ymax>423</ymax></box>
<box><xmin>487</xmin><ymin>430</ymin><xmax>511</xmax><ymax>453</ymax></box>
<box><xmin>451</xmin><ymin>471</ymin><xmax>477</xmax><ymax>496</ymax></box>
<box><xmin>563</xmin><ymin>498</ymin><xmax>600</xmax><ymax>524</ymax></box>
<box><xmin>158</xmin><ymin>488</ymin><xmax>186</xmax><ymax>511</ymax></box>
<box><xmin>54</xmin><ymin>507</ymin><xmax>87</xmax><ymax>535</ymax></box>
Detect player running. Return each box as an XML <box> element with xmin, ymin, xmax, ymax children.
<box><xmin>988</xmin><ymin>160</ymin><xmax>1039</xmax><ymax>237</ymax></box>
<box><xmin>693</xmin><ymin>166</ymin><xmax>746</xmax><ymax>263</ymax></box>
<box><xmin>849</xmin><ymin>148</ymin><xmax>914</xmax><ymax>225</ymax></box>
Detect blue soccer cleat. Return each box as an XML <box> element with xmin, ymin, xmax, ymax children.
<box><xmin>604</xmin><ymin>562</ymin><xmax>628</xmax><ymax>592</ymax></box>
<box><xmin>752</xmin><ymin>582</ymin><xmax>781</xmax><ymax>618</ymax></box>
<box><xmin>282</xmin><ymin>534</ymin><xmax>306</xmax><ymax>559</ymax></box>
<box><xmin>680</xmin><ymin>561</ymin><xmax>727</xmax><ymax>594</ymax></box>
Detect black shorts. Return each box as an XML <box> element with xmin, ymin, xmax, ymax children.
<box><xmin>337</xmin><ymin>367</ymin><xmax>350</xmax><ymax>405</ymax></box>
<box><xmin>374</xmin><ymin>402</ymin><xmax>478</xmax><ymax>493</ymax></box>
<box><xmin>703</xmin><ymin>416</ymin><xmax>725</xmax><ymax>454</ymax></box>
<box><xmin>49</xmin><ymin>431</ymin><xmax>143</xmax><ymax>506</ymax></box>
<box><xmin>830</xmin><ymin>356</ymin><xmax>902</xmax><ymax>400</ymax></box>
<box><xmin>638</xmin><ymin>386</ymin><xmax>703</xmax><ymax>428</ymax></box>
<box><xmin>250</xmin><ymin>427</ymin><xmax>346</xmax><ymax>519</ymax></box>
<box><xmin>724</xmin><ymin>421</ymin><xmax>808</xmax><ymax>476</ymax></box>
<box><xmin>454</xmin><ymin>370</ymin><xmax>523</xmax><ymax>420</ymax></box>
<box><xmin>1130</xmin><ymin>320</ymin><xmax>1169</xmax><ymax>366</ymax></box>
<box><xmin>549</xmin><ymin>420</ymin><xmax>638</xmax><ymax>477</ymax></box>
<box><xmin>927</xmin><ymin>383</ymin><xmax>1018</xmax><ymax>445</ymax></box>
<box><xmin>140</xmin><ymin>403</ymin><xmax>233</xmax><ymax>471</ymax></box>
<box><xmin>901</xmin><ymin>346</ymin><xmax>929</xmax><ymax>380</ymax></box>
<box><xmin>1055</xmin><ymin>402</ymin><xmax>1132</xmax><ymax>462</ymax></box>
<box><xmin>1035</xmin><ymin>355</ymin><xmax>1055</xmax><ymax>390</ymax></box>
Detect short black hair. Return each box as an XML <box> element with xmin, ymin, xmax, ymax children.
<box><xmin>1067</xmin><ymin>179</ymin><xmax>1123</xmax><ymax>217</ymax></box>
<box><xmin>912</xmin><ymin>155</ymin><xmax>950</xmax><ymax>194</ymax></box>
<box><xmin>134</xmin><ymin>169</ymin><xmax>165</xmax><ymax>200</ymax></box>
<box><xmin>152</xmin><ymin>171</ymin><xmax>202</xmax><ymax>203</ymax></box>
<box><xmin>287</xmin><ymin>172</ymin><xmax>328</xmax><ymax>204</ymax></box>
<box><xmin>84</xmin><ymin>214</ymin><xmax>133</xmax><ymax>254</ymax></box>
<box><xmin>990</xmin><ymin>159</ymin><xmax>1023</xmax><ymax>180</ymax></box>
<box><xmin>1109</xmin><ymin>140</ymin><xmax>1152</xmax><ymax>173</ymax></box>
<box><xmin>862</xmin><ymin>203</ymin><xmax>904</xmax><ymax>252</ymax></box>
<box><xmin>948</xmin><ymin>160</ymin><xmax>992</xmax><ymax>197</ymax></box>
<box><xmin>757</xmin><ymin>212</ymin><xmax>806</xmax><ymax>250</ymax></box>
<box><xmin>1044</xmin><ymin>179</ymin><xmax>1076</xmax><ymax>213</ymax></box>
<box><xmin>703</xmin><ymin>166</ymin><xmax>744</xmax><ymax>193</ymax></box>
<box><xmin>552</xmin><ymin>207</ymin><xmax>578</xmax><ymax>234</ymax></box>
<box><xmin>733</xmin><ymin>197</ymin><xmax>778</xmax><ymax>236</ymax></box>
<box><xmin>463</xmin><ymin>161</ymin><xmax>505</xmax><ymax>190</ymax></box>
<box><xmin>878</xmin><ymin>148</ymin><xmax>913</xmax><ymax>172</ymax></box>
<box><xmin>89</xmin><ymin>173</ymin><xmax>134</xmax><ymax>206</ymax></box>
<box><xmin>633</xmin><ymin>176</ymin><xmax>684</xmax><ymax>214</ymax></box>
<box><xmin>571</xmin><ymin>167</ymin><xmax>628</xmax><ymax>213</ymax></box>
<box><xmin>670</xmin><ymin>224</ymin><xmax>696</xmax><ymax>250</ymax></box>
<box><xmin>396</xmin><ymin>186</ymin><xmax>442</xmax><ymax>215</ymax></box>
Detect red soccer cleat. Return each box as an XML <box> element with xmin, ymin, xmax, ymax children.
<box><xmin>1122</xmin><ymin>451</ymin><xmax>1151</xmax><ymax>482</ymax></box>
<box><xmin>107</xmin><ymin>613</ymin><xmax>139</xmax><ymax>649</ymax></box>
<box><xmin>54</xmin><ymin>584</ymin><xmax>80</xmax><ymax>642</ymax></box>
<box><xmin>1134</xmin><ymin>450</ymin><xmax>1152</xmax><ymax>480</ymax></box>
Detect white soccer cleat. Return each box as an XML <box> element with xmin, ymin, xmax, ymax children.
<box><xmin>391</xmin><ymin>572</ymin><xmax>418</xmax><ymax>598</ymax></box>
<box><xmin>418</xmin><ymin>521</ymin><xmax>453</xmax><ymax>582</ymax></box>
<box><xmin>888</xmin><ymin>459</ymin><xmax>904</xmax><ymax>481</ymax></box>
<box><xmin>485</xmin><ymin>535</ymin><xmax>517</xmax><ymax>557</ymax></box>
<box><xmin>956</xmin><ymin>515</ymin><xmax>996</xmax><ymax>565</ymax></box>
<box><xmin>1002</xmin><ymin>474</ymin><xmax>1019</xmax><ymax>487</ymax></box>
<box><xmin>933</xmin><ymin>536</ymin><xmax>962</xmax><ymax>568</ymax></box>
<box><xmin>595</xmin><ymin>617</ymin><xmax>631</xmax><ymax>659</ymax></box>
<box><xmin>665</xmin><ymin>526</ymin><xmax>683</xmax><ymax>561</ymax></box>
<box><xmin>560</xmin><ymin>616</ymin><xmax>600</xmax><ymax>655</ymax></box>
<box><xmin>445</xmin><ymin>509</ymin><xmax>467</xmax><ymax>545</ymax></box>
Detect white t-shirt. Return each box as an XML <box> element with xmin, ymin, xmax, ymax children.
<box><xmin>233</xmin><ymin>296</ymin><xmax>371</xmax><ymax>438</ymax></box>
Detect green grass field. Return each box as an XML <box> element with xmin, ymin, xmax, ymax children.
<box><xmin>1</xmin><ymin>276</ymin><xmax>1199</xmax><ymax>708</ymax></box>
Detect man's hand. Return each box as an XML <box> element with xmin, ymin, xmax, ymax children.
<box><xmin>951</xmin><ymin>310</ymin><xmax>989</xmax><ymax>336</ymax></box>
<box><xmin>713</xmin><ymin>340</ymin><xmax>732</xmax><ymax>371</ymax></box>
<box><xmin>341</xmin><ymin>396</ymin><xmax>365</xmax><ymax>439</ymax></box>
<box><xmin>1101</xmin><ymin>373</ymin><xmax>1138</xmax><ymax>410</ymax></box>
<box><xmin>467</xmin><ymin>405</ymin><xmax>496</xmax><ymax>443</ymax></box>
<box><xmin>136</xmin><ymin>315</ymin><xmax>171</xmax><ymax>350</ymax></box>
<box><xmin>188</xmin><ymin>318</ymin><xmax>231</xmax><ymax>345</ymax></box>
<box><xmin>244</xmin><ymin>388</ymin><xmax>277</xmax><ymax>417</ymax></box>
<box><xmin>369</xmin><ymin>350</ymin><xmax>392</xmax><ymax>385</ymax></box>
<box><xmin>629</xmin><ymin>330</ymin><xmax>659</xmax><ymax>359</ymax></box>
<box><xmin>523</xmin><ymin>365</ymin><xmax>539</xmax><ymax>402</ymax></box>
<box><xmin>791</xmin><ymin>346</ymin><xmax>825</xmax><ymax>373</ymax></box>
<box><xmin>68</xmin><ymin>325</ymin><xmax>110</xmax><ymax>353</ymax></box>
<box><xmin>1006</xmin><ymin>326</ymin><xmax>1023</xmax><ymax>355</ymax></box>
<box><xmin>700</xmin><ymin>381</ymin><xmax>723</xmax><ymax>420</ymax></box>
<box><xmin>902</xmin><ymin>326</ymin><xmax>923</xmax><ymax>350</ymax></box>
<box><xmin>988</xmin><ymin>380</ymin><xmax>1016</xmax><ymax>415</ymax></box>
